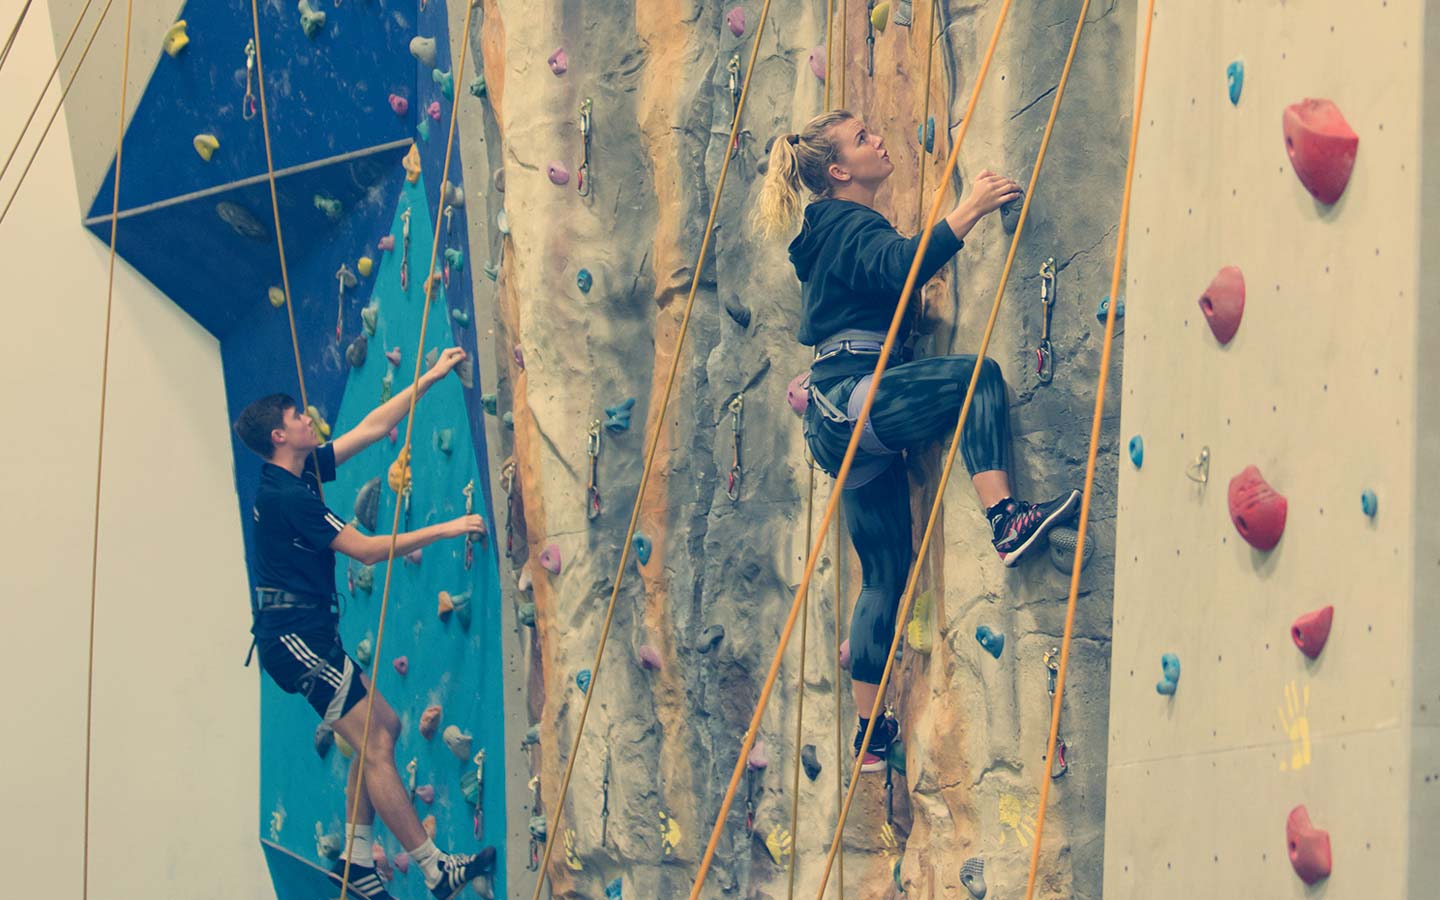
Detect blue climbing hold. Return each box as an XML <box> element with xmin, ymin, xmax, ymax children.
<box><xmin>604</xmin><ymin>397</ymin><xmax>636</xmax><ymax>431</ymax></box>
<box><xmin>632</xmin><ymin>532</ymin><xmax>653</xmax><ymax>565</ymax></box>
<box><xmin>1226</xmin><ymin>60</ymin><xmax>1244</xmax><ymax>106</ymax></box>
<box><xmin>576</xmin><ymin>669</ymin><xmax>591</xmax><ymax>694</ymax></box>
<box><xmin>1156</xmin><ymin>652</ymin><xmax>1180</xmax><ymax>695</ymax></box>
<box><xmin>1128</xmin><ymin>435</ymin><xmax>1144</xmax><ymax>468</ymax></box>
<box><xmin>577</xmin><ymin>268</ymin><xmax>593</xmax><ymax>294</ymax></box>
<box><xmin>917</xmin><ymin>116</ymin><xmax>935</xmax><ymax>153</ymax></box>
<box><xmin>1096</xmin><ymin>295</ymin><xmax>1125</xmax><ymax>322</ymax></box>
<box><xmin>605</xmin><ymin>877</ymin><xmax>622</xmax><ymax>900</ymax></box>
<box><xmin>481</xmin><ymin>393</ymin><xmax>498</xmax><ymax>415</ymax></box>
<box><xmin>975</xmin><ymin>625</ymin><xmax>1004</xmax><ymax>659</ymax></box>
<box><xmin>1361</xmin><ymin>489</ymin><xmax>1378</xmax><ymax>518</ymax></box>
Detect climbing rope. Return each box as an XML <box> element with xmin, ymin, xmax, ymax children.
<box><xmin>247</xmin><ymin>0</ymin><xmax>321</xmax><ymax>495</ymax></box>
<box><xmin>0</xmin><ymin>0</ymin><xmax>115</xmax><ymax>224</ymax></box>
<box><xmin>1023</xmin><ymin>2</ymin><xmax>1156</xmax><ymax>896</ymax></box>
<box><xmin>335</xmin><ymin>2</ymin><xmax>479</xmax><ymax>897</ymax></box>
<box><xmin>0</xmin><ymin>0</ymin><xmax>33</xmax><ymax>72</ymax></box>
<box><xmin>82</xmin><ymin>4</ymin><xmax>135</xmax><ymax>900</ymax></box>
<box><xmin>0</xmin><ymin>0</ymin><xmax>98</xmax><ymax>184</ymax></box>
<box><xmin>528</xmin><ymin>3</ymin><xmax>776</xmax><ymax>895</ymax></box>
<box><xmin>814</xmin><ymin>0</ymin><xmax>1096</xmax><ymax>888</ymax></box>
<box><xmin>838</xmin><ymin>0</ymin><xmax>847</xmax><ymax>109</ymax></box>
<box><xmin>914</xmin><ymin>0</ymin><xmax>937</xmax><ymax>231</ymax></box>
<box><xmin>831</xmin><ymin>511</ymin><xmax>845</xmax><ymax>898</ymax></box>
<box><xmin>824</xmin><ymin>0</ymin><xmax>834</xmax><ymax>111</ymax></box>
<box><xmin>784</xmin><ymin>462</ymin><xmax>816</xmax><ymax>899</ymax></box>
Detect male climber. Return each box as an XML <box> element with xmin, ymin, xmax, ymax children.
<box><xmin>233</xmin><ymin>347</ymin><xmax>493</xmax><ymax>900</ymax></box>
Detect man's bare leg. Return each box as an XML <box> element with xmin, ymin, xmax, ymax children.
<box><xmin>332</xmin><ymin>686</ymin><xmax>425</xmax><ymax>849</ymax></box>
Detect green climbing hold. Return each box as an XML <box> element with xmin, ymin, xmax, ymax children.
<box><xmin>445</xmin><ymin>248</ymin><xmax>465</xmax><ymax>271</ymax></box>
<box><xmin>352</xmin><ymin>563</ymin><xmax>374</xmax><ymax>593</ymax></box>
<box><xmin>481</xmin><ymin>393</ymin><xmax>498</xmax><ymax>415</ymax></box>
<box><xmin>522</xmin><ymin>724</ymin><xmax>540</xmax><ymax>747</ymax></box>
<box><xmin>871</xmin><ymin>2</ymin><xmax>890</xmax><ymax>32</ymax></box>
<box><xmin>482</xmin><ymin>262</ymin><xmax>499</xmax><ymax>281</ymax></box>
<box><xmin>355</xmin><ymin>635</ymin><xmax>374</xmax><ymax>666</ymax></box>
<box><xmin>417</xmin><ymin>119</ymin><xmax>431</xmax><ymax>142</ymax></box>
<box><xmin>297</xmin><ymin>0</ymin><xmax>325</xmax><ymax>39</ymax></box>
<box><xmin>469</xmin><ymin>74</ymin><xmax>487</xmax><ymax>98</ymax></box>
<box><xmin>451</xmin><ymin>309</ymin><xmax>471</xmax><ymax>328</ymax></box>
<box><xmin>437</xmin><ymin>428</ymin><xmax>454</xmax><ymax>454</ymax></box>
<box><xmin>380</xmin><ymin>371</ymin><xmax>394</xmax><ymax>402</ymax></box>
<box><xmin>313</xmin><ymin>194</ymin><xmax>342</xmax><ymax>220</ymax></box>
<box><xmin>517</xmin><ymin>601</ymin><xmax>536</xmax><ymax>626</ymax></box>
<box><xmin>361</xmin><ymin>302</ymin><xmax>379</xmax><ymax>337</ymax></box>
<box><xmin>460</xmin><ymin>768</ymin><xmax>480</xmax><ymax>805</ymax></box>
<box><xmin>433</xmin><ymin>69</ymin><xmax>454</xmax><ymax>100</ymax></box>
<box><xmin>345</xmin><ymin>333</ymin><xmax>368</xmax><ymax>368</ymax></box>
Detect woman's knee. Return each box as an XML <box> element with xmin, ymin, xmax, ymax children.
<box><xmin>979</xmin><ymin>356</ymin><xmax>1005</xmax><ymax>386</ymax></box>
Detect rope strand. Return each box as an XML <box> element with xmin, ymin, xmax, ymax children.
<box><xmin>0</xmin><ymin>0</ymin><xmax>98</xmax><ymax>185</ymax></box>
<box><xmin>0</xmin><ymin>0</ymin><xmax>34</xmax><ymax>72</ymax></box>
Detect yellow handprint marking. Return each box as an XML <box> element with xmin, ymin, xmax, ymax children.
<box><xmin>880</xmin><ymin>822</ymin><xmax>898</xmax><ymax>852</ymax></box>
<box><xmin>765</xmin><ymin>825</ymin><xmax>793</xmax><ymax>865</ymax></box>
<box><xmin>1278</xmin><ymin>680</ymin><xmax>1312</xmax><ymax>772</ymax></box>
<box><xmin>563</xmin><ymin>828</ymin><xmax>583</xmax><ymax>871</ymax></box>
<box><xmin>998</xmin><ymin>791</ymin><xmax>1037</xmax><ymax>848</ymax></box>
<box><xmin>659</xmin><ymin>810</ymin><xmax>682</xmax><ymax>857</ymax></box>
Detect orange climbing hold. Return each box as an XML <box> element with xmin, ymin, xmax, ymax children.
<box><xmin>1228</xmin><ymin>465</ymin><xmax>1287</xmax><ymax>551</ymax></box>
<box><xmin>1198</xmin><ymin>265</ymin><xmax>1245</xmax><ymax>345</ymax></box>
<box><xmin>1283</xmin><ymin>99</ymin><xmax>1358</xmax><ymax>205</ymax></box>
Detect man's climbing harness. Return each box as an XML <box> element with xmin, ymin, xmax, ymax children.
<box><xmin>399</xmin><ymin>207</ymin><xmax>412</xmax><ymax>291</ymax></box>
<box><xmin>577</xmin><ymin>98</ymin><xmax>593</xmax><ymax>198</ymax></box>
<box><xmin>242</xmin><ymin>39</ymin><xmax>258</xmax><ymax>120</ymax></box>
<box><xmin>1036</xmin><ymin>256</ymin><xmax>1056</xmax><ymax>384</ymax></box>
<box><xmin>1044</xmin><ymin>647</ymin><xmax>1068</xmax><ymax>779</ymax></box>
<box><xmin>586</xmin><ymin>418</ymin><xmax>602</xmax><ymax>520</ymax></box>
<box><xmin>726</xmin><ymin>393</ymin><xmax>744</xmax><ymax>502</ymax></box>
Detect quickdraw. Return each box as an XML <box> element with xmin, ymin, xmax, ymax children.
<box><xmin>586</xmin><ymin>419</ymin><xmax>602</xmax><ymax>520</ymax></box>
<box><xmin>726</xmin><ymin>394</ymin><xmax>743</xmax><ymax>502</ymax></box>
<box><xmin>442</xmin><ymin>205</ymin><xmax>455</xmax><ymax>287</ymax></box>
<box><xmin>725</xmin><ymin>55</ymin><xmax>749</xmax><ymax>157</ymax></box>
<box><xmin>463</xmin><ymin>479</ymin><xmax>476</xmax><ymax>570</ymax></box>
<box><xmin>866</xmin><ymin>0</ymin><xmax>877</xmax><ymax>77</ymax></box>
<box><xmin>399</xmin><ymin>208</ymin><xmax>412</xmax><ymax>291</ymax></box>
<box><xmin>1036</xmin><ymin>257</ymin><xmax>1056</xmax><ymax>384</ymax></box>
<box><xmin>527</xmin><ymin>775</ymin><xmax>543</xmax><ymax>871</ymax></box>
<box><xmin>501</xmin><ymin>457</ymin><xmax>517</xmax><ymax>560</ymax></box>
<box><xmin>405</xmin><ymin>757</ymin><xmax>418</xmax><ymax>800</ymax></box>
<box><xmin>334</xmin><ymin>263</ymin><xmax>356</xmax><ymax>342</ymax></box>
<box><xmin>242</xmin><ymin>39</ymin><xmax>258</xmax><ymax>121</ymax></box>
<box><xmin>577</xmin><ymin>98</ymin><xmax>593</xmax><ymax>198</ymax></box>
<box><xmin>470</xmin><ymin>748</ymin><xmax>485</xmax><ymax>838</ymax></box>
<box><xmin>1044</xmin><ymin>646</ymin><xmax>1069</xmax><ymax>779</ymax></box>
<box><xmin>600</xmin><ymin>748</ymin><xmax>611</xmax><ymax>847</ymax></box>
<box><xmin>1186</xmin><ymin>446</ymin><xmax>1211</xmax><ymax>485</ymax></box>
<box><xmin>744</xmin><ymin>764</ymin><xmax>757</xmax><ymax>835</ymax></box>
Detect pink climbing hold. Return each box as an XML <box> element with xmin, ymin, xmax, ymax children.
<box><xmin>539</xmin><ymin>543</ymin><xmax>562</xmax><ymax>575</ymax></box>
<box><xmin>1283</xmin><ymin>99</ymin><xmax>1359</xmax><ymax>206</ymax></box>
<box><xmin>1198</xmin><ymin>265</ymin><xmax>1245</xmax><ymax>345</ymax></box>
<box><xmin>389</xmin><ymin>94</ymin><xmax>409</xmax><ymax>116</ymax></box>
<box><xmin>388</xmin><ymin>427</ymin><xmax>398</xmax><ymax>444</ymax></box>
<box><xmin>420</xmin><ymin>704</ymin><xmax>443</xmax><ymax>739</ymax></box>
<box><xmin>378</xmin><ymin>235</ymin><xmax>395</xmax><ymax>251</ymax></box>
<box><xmin>726</xmin><ymin>6</ymin><xmax>746</xmax><ymax>37</ymax></box>
<box><xmin>839</xmin><ymin>639</ymin><xmax>851</xmax><ymax>669</ymax></box>
<box><xmin>1228</xmin><ymin>465</ymin><xmax>1288</xmax><ymax>551</ymax></box>
<box><xmin>385</xmin><ymin>347</ymin><xmax>402</xmax><ymax>366</ymax></box>
<box><xmin>1291</xmin><ymin>605</ymin><xmax>1334</xmax><ymax>659</ymax></box>
<box><xmin>393</xmin><ymin>656</ymin><xmax>409</xmax><ymax>676</ymax></box>
<box><xmin>747</xmin><ymin>740</ymin><xmax>769</xmax><ymax>770</ymax></box>
<box><xmin>513</xmin><ymin>345</ymin><xmax>525</xmax><ymax>370</ymax></box>
<box><xmin>547</xmin><ymin>162</ymin><xmax>571</xmax><ymax>186</ymax></box>
<box><xmin>427</xmin><ymin>101</ymin><xmax>441</xmax><ymax>121</ymax></box>
<box><xmin>372</xmin><ymin>843</ymin><xmax>393</xmax><ymax>880</ymax></box>
<box><xmin>547</xmin><ymin>47</ymin><xmax>568</xmax><ymax>76</ymax></box>
<box><xmin>786</xmin><ymin>372</ymin><xmax>809</xmax><ymax>416</ymax></box>
<box><xmin>404</xmin><ymin>548</ymin><xmax>422</xmax><ymax>564</ymax></box>
<box><xmin>808</xmin><ymin>47</ymin><xmax>827</xmax><ymax>82</ymax></box>
<box><xmin>638</xmin><ymin>644</ymin><xmax>662</xmax><ymax>670</ymax></box>
<box><xmin>415</xmin><ymin>784</ymin><xmax>436</xmax><ymax>804</ymax></box>
<box><xmin>1286</xmin><ymin>805</ymin><xmax>1332</xmax><ymax>885</ymax></box>
<box><xmin>393</xmin><ymin>851</ymin><xmax>411</xmax><ymax>874</ymax></box>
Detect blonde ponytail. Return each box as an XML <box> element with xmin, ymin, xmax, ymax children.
<box><xmin>750</xmin><ymin>109</ymin><xmax>856</xmax><ymax>240</ymax></box>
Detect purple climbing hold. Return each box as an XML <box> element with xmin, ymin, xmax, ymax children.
<box><xmin>378</xmin><ymin>235</ymin><xmax>395</xmax><ymax>251</ymax></box>
<box><xmin>808</xmin><ymin>47</ymin><xmax>827</xmax><ymax>82</ymax></box>
<box><xmin>427</xmin><ymin>101</ymin><xmax>441</xmax><ymax>121</ymax></box>
<box><xmin>389</xmin><ymin>94</ymin><xmax>409</xmax><ymax>116</ymax></box>
<box><xmin>787</xmin><ymin>372</ymin><xmax>809</xmax><ymax>416</ymax></box>
<box><xmin>547</xmin><ymin>162</ymin><xmax>571</xmax><ymax>186</ymax></box>
<box><xmin>404</xmin><ymin>548</ymin><xmax>422</xmax><ymax>564</ymax></box>
<box><xmin>747</xmin><ymin>740</ymin><xmax>769</xmax><ymax>770</ymax></box>
<box><xmin>513</xmin><ymin>345</ymin><xmax>525</xmax><ymax>370</ymax></box>
<box><xmin>385</xmin><ymin>347</ymin><xmax>402</xmax><ymax>367</ymax></box>
<box><xmin>414</xmin><ymin>784</ymin><xmax>435</xmax><ymax>804</ymax></box>
<box><xmin>548</xmin><ymin>47</ymin><xmax>568</xmax><ymax>76</ymax></box>
<box><xmin>539</xmin><ymin>543</ymin><xmax>562</xmax><ymax>575</ymax></box>
<box><xmin>393</xmin><ymin>656</ymin><xmax>409</xmax><ymax>675</ymax></box>
<box><xmin>726</xmin><ymin>6</ymin><xmax>746</xmax><ymax>37</ymax></box>
<box><xmin>638</xmin><ymin>644</ymin><xmax>662</xmax><ymax>670</ymax></box>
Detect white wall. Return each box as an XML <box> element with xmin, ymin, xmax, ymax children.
<box><xmin>0</xmin><ymin>1</ymin><xmax>271</xmax><ymax>897</ymax></box>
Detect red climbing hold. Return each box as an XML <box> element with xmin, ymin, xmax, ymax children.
<box><xmin>1227</xmin><ymin>465</ymin><xmax>1287</xmax><ymax>551</ymax></box>
<box><xmin>839</xmin><ymin>639</ymin><xmax>851</xmax><ymax>670</ymax></box>
<box><xmin>1291</xmin><ymin>605</ymin><xmax>1334</xmax><ymax>659</ymax></box>
<box><xmin>1198</xmin><ymin>266</ymin><xmax>1245</xmax><ymax>345</ymax></box>
<box><xmin>389</xmin><ymin>94</ymin><xmax>409</xmax><ymax>116</ymax></box>
<box><xmin>787</xmin><ymin>372</ymin><xmax>809</xmax><ymax>416</ymax></box>
<box><xmin>1283</xmin><ymin>99</ymin><xmax>1359</xmax><ymax>205</ymax></box>
<box><xmin>1286</xmin><ymin>805</ymin><xmax>1332</xmax><ymax>885</ymax></box>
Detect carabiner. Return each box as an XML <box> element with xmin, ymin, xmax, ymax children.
<box><xmin>577</xmin><ymin>98</ymin><xmax>593</xmax><ymax>198</ymax></box>
<box><xmin>726</xmin><ymin>395</ymin><xmax>743</xmax><ymax>502</ymax></box>
<box><xmin>242</xmin><ymin>40</ymin><xmax>258</xmax><ymax>121</ymax></box>
<box><xmin>1036</xmin><ymin>340</ymin><xmax>1054</xmax><ymax>384</ymax></box>
<box><xmin>586</xmin><ymin>419</ymin><xmax>602</xmax><ymax>520</ymax></box>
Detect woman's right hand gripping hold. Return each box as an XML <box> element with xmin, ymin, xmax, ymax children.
<box><xmin>945</xmin><ymin>169</ymin><xmax>1023</xmax><ymax>240</ymax></box>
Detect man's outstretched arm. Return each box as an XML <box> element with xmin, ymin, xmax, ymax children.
<box><xmin>330</xmin><ymin>513</ymin><xmax>486</xmax><ymax>566</ymax></box>
<box><xmin>331</xmin><ymin>347</ymin><xmax>467</xmax><ymax>466</ymax></box>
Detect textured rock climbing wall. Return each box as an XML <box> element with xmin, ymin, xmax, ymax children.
<box><xmin>1109</xmin><ymin>1</ymin><xmax>1438</xmax><ymax>897</ymax></box>
<box><xmin>458</xmin><ymin>1</ymin><xmax>1132</xmax><ymax>896</ymax></box>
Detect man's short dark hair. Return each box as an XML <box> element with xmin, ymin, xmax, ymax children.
<box><xmin>233</xmin><ymin>393</ymin><xmax>298</xmax><ymax>459</ymax></box>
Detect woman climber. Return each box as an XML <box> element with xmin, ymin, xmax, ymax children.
<box><xmin>754</xmin><ymin>110</ymin><xmax>1080</xmax><ymax>773</ymax></box>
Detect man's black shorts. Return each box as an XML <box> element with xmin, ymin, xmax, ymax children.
<box><xmin>257</xmin><ymin>631</ymin><xmax>367</xmax><ymax>725</ymax></box>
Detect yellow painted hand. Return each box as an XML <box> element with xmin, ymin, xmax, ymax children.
<box><xmin>1278</xmin><ymin>680</ymin><xmax>1312</xmax><ymax>772</ymax></box>
<box><xmin>765</xmin><ymin>825</ymin><xmax>793</xmax><ymax>864</ymax></box>
<box><xmin>563</xmin><ymin>828</ymin><xmax>583</xmax><ymax>871</ymax></box>
<box><xmin>659</xmin><ymin>810</ymin><xmax>682</xmax><ymax>857</ymax></box>
<box><xmin>999</xmin><ymin>791</ymin><xmax>1037</xmax><ymax>847</ymax></box>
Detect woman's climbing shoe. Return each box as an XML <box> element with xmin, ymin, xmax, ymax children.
<box><xmin>327</xmin><ymin>861</ymin><xmax>396</xmax><ymax>900</ymax></box>
<box><xmin>853</xmin><ymin>714</ymin><xmax>900</xmax><ymax>773</ymax></box>
<box><xmin>429</xmin><ymin>847</ymin><xmax>497</xmax><ymax>900</ymax></box>
<box><xmin>991</xmin><ymin>490</ymin><xmax>1081</xmax><ymax>567</ymax></box>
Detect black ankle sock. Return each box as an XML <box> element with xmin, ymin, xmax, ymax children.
<box><xmin>987</xmin><ymin>498</ymin><xmax>1014</xmax><ymax>518</ymax></box>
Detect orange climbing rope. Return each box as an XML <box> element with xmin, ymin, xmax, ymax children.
<box><xmin>335</xmin><ymin>4</ymin><xmax>479</xmax><ymax>898</ymax></box>
<box><xmin>82</xmin><ymin>5</ymin><xmax>135</xmax><ymax>900</ymax></box>
<box><xmin>784</xmin><ymin>462</ymin><xmax>816</xmax><ymax>899</ymax></box>
<box><xmin>528</xmin><ymin>4</ymin><xmax>776</xmax><ymax>895</ymax></box>
<box><xmin>824</xmin><ymin>3</ymin><xmax>845</xmax><ymax>896</ymax></box>
<box><xmin>914</xmin><ymin>0</ymin><xmax>938</xmax><ymax>231</ymax></box>
<box><xmin>0</xmin><ymin>0</ymin><xmax>99</xmax><ymax>183</ymax></box>
<box><xmin>813</xmin><ymin>0</ymin><xmax>1095</xmax><ymax>892</ymax></box>
<box><xmin>0</xmin><ymin>0</ymin><xmax>115</xmax><ymax>224</ymax></box>
<box><xmin>1023</xmin><ymin>2</ymin><xmax>1156</xmax><ymax>896</ymax></box>
<box><xmin>0</xmin><ymin>0</ymin><xmax>33</xmax><ymax>72</ymax></box>
<box><xmin>838</xmin><ymin>0</ymin><xmax>847</xmax><ymax>109</ymax></box>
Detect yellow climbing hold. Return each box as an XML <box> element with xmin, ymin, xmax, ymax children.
<box><xmin>306</xmin><ymin>405</ymin><xmax>331</xmax><ymax>440</ymax></box>
<box><xmin>403</xmin><ymin>144</ymin><xmax>423</xmax><ymax>184</ymax></box>
<box><xmin>764</xmin><ymin>824</ymin><xmax>793</xmax><ymax>865</ymax></box>
<box><xmin>268</xmin><ymin>286</ymin><xmax>285</xmax><ymax>308</ymax></box>
<box><xmin>563</xmin><ymin>828</ymin><xmax>583</xmax><ymax>871</ymax></box>
<box><xmin>906</xmin><ymin>589</ymin><xmax>933</xmax><ymax>655</ymax></box>
<box><xmin>193</xmin><ymin>133</ymin><xmax>219</xmax><ymax>161</ymax></box>
<box><xmin>163</xmin><ymin>20</ymin><xmax>189</xmax><ymax>57</ymax></box>
<box><xmin>389</xmin><ymin>445</ymin><xmax>412</xmax><ymax>494</ymax></box>
<box><xmin>437</xmin><ymin>589</ymin><xmax>455</xmax><ymax>620</ymax></box>
<box><xmin>658</xmin><ymin>810</ymin><xmax>682</xmax><ymax>857</ymax></box>
<box><xmin>357</xmin><ymin>256</ymin><xmax>374</xmax><ymax>278</ymax></box>
<box><xmin>422</xmin><ymin>815</ymin><xmax>436</xmax><ymax>839</ymax></box>
<box><xmin>871</xmin><ymin>1</ymin><xmax>890</xmax><ymax>32</ymax></box>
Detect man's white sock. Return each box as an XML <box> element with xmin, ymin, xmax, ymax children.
<box><xmin>345</xmin><ymin>822</ymin><xmax>375</xmax><ymax>867</ymax></box>
<box><xmin>407</xmin><ymin>837</ymin><xmax>443</xmax><ymax>888</ymax></box>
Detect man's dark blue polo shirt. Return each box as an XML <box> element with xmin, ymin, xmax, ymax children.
<box><xmin>250</xmin><ymin>444</ymin><xmax>345</xmax><ymax>638</ymax></box>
